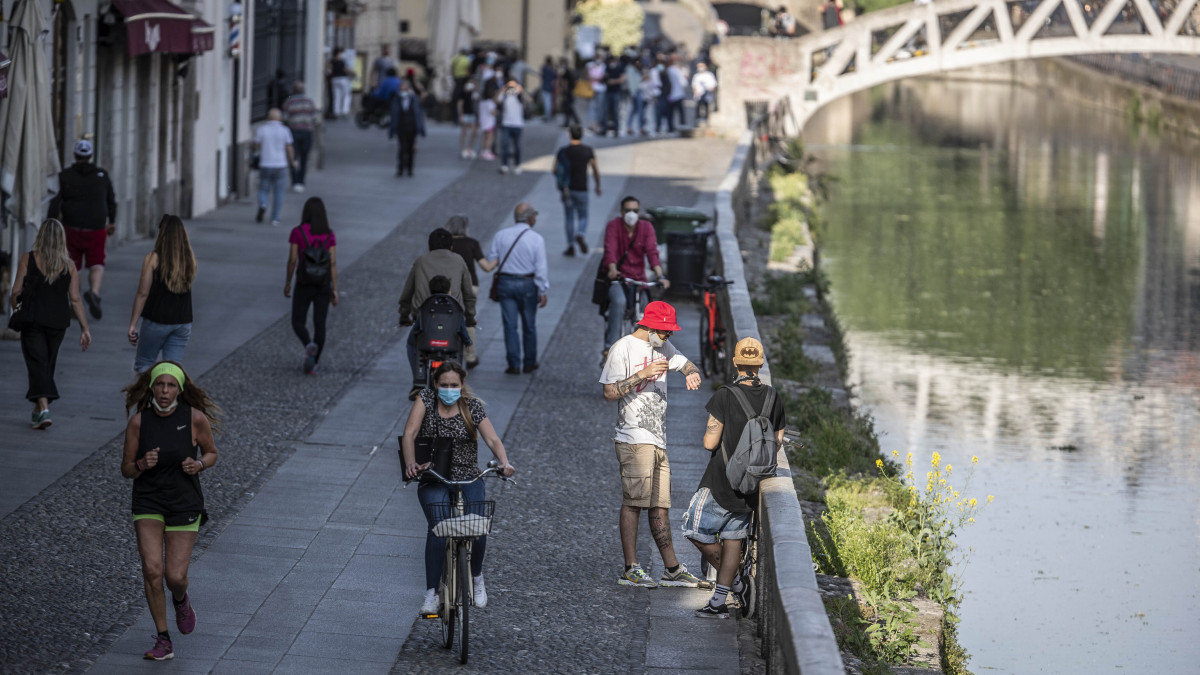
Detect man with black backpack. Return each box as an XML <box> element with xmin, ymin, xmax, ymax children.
<box><xmin>682</xmin><ymin>337</ymin><xmax>785</xmax><ymax>619</ymax></box>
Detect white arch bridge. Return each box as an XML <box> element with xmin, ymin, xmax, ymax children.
<box><xmin>711</xmin><ymin>0</ymin><xmax>1200</xmax><ymax>130</ymax></box>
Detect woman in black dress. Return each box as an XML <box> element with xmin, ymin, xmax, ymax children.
<box><xmin>10</xmin><ymin>218</ymin><xmax>92</xmax><ymax>429</ymax></box>
<box><xmin>120</xmin><ymin>361</ymin><xmax>220</xmax><ymax>661</ymax></box>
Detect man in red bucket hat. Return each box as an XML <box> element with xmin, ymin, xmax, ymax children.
<box><xmin>600</xmin><ymin>300</ymin><xmax>705</xmax><ymax>589</ymax></box>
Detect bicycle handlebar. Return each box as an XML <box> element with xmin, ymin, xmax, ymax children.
<box><xmin>411</xmin><ymin>460</ymin><xmax>517</xmax><ymax>487</ymax></box>
<box><xmin>688</xmin><ymin>277</ymin><xmax>735</xmax><ymax>291</ymax></box>
<box><xmin>620</xmin><ymin>277</ymin><xmax>663</xmax><ymax>288</ymax></box>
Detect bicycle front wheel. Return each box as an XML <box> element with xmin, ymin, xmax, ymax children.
<box><xmin>699</xmin><ymin>311</ymin><xmax>714</xmax><ymax>378</ymax></box>
<box><xmin>457</xmin><ymin>540</ymin><xmax>471</xmax><ymax>664</ymax></box>
<box><xmin>440</xmin><ymin>543</ymin><xmax>456</xmax><ymax>649</ymax></box>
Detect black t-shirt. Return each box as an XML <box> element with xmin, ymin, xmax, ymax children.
<box><xmin>564</xmin><ymin>144</ymin><xmax>595</xmax><ymax>192</ymax></box>
<box><xmin>700</xmin><ymin>383</ymin><xmax>786</xmax><ymax>513</ymax></box>
<box><xmin>451</xmin><ymin>236</ymin><xmax>485</xmax><ymax>286</ymax></box>
<box><xmin>605</xmin><ymin>63</ymin><xmax>624</xmax><ymax>86</ymax></box>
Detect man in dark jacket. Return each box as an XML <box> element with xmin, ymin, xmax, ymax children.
<box><xmin>49</xmin><ymin>140</ymin><xmax>116</xmax><ymax>319</ymax></box>
<box><xmin>388</xmin><ymin>79</ymin><xmax>427</xmax><ymax>177</ymax></box>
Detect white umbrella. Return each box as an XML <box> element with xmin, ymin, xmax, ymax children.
<box><xmin>0</xmin><ymin>0</ymin><xmax>61</xmax><ymax>307</ymax></box>
<box><xmin>425</xmin><ymin>0</ymin><xmax>481</xmax><ymax>102</ymax></box>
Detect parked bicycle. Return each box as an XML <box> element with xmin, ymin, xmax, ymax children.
<box><xmin>414</xmin><ymin>461</ymin><xmax>513</xmax><ymax>664</ymax></box>
<box><xmin>690</xmin><ymin>275</ymin><xmax>735</xmax><ymax>382</ymax></box>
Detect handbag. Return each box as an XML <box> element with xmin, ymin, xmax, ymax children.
<box><xmin>488</xmin><ymin>228</ymin><xmax>530</xmax><ymax>302</ymax></box>
<box><xmin>592</xmin><ymin>249</ymin><xmax>628</xmax><ymax>313</ymax></box>
<box><xmin>7</xmin><ymin>254</ymin><xmax>36</xmax><ymax>332</ymax></box>
<box><xmin>573</xmin><ymin>78</ymin><xmax>594</xmax><ymax>100</ymax></box>
<box><xmin>398</xmin><ymin>434</ymin><xmax>453</xmax><ymax>482</ymax></box>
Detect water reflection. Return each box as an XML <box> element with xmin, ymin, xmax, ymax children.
<box><xmin>809</xmin><ymin>78</ymin><xmax>1200</xmax><ymax>673</ymax></box>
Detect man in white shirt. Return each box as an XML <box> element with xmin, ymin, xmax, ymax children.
<box><xmin>497</xmin><ymin>80</ymin><xmax>530</xmax><ymax>175</ymax></box>
<box><xmin>667</xmin><ymin>57</ymin><xmax>689</xmax><ymax>130</ymax></box>
<box><xmin>600</xmin><ymin>301</ymin><xmax>705</xmax><ymax>589</ymax></box>
<box><xmin>486</xmin><ymin>202</ymin><xmax>548</xmax><ymax>373</ymax></box>
<box><xmin>691</xmin><ymin>62</ymin><xmax>717</xmax><ymax>124</ymax></box>
<box><xmin>252</xmin><ymin>108</ymin><xmax>296</xmax><ymax>227</ymax></box>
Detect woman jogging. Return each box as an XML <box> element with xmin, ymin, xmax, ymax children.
<box><xmin>11</xmin><ymin>218</ymin><xmax>92</xmax><ymax>429</ymax></box>
<box><xmin>444</xmin><ymin>214</ymin><xmax>495</xmax><ymax>368</ymax></box>
<box><xmin>128</xmin><ymin>215</ymin><xmax>196</xmax><ymax>373</ymax></box>
<box><xmin>120</xmin><ymin>361</ymin><xmax>220</xmax><ymax>661</ymax></box>
<box><xmin>401</xmin><ymin>361</ymin><xmax>515</xmax><ymax>615</ymax></box>
<box><xmin>284</xmin><ymin>197</ymin><xmax>338</xmax><ymax>374</ymax></box>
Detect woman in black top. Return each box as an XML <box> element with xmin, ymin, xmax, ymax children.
<box><xmin>128</xmin><ymin>215</ymin><xmax>196</xmax><ymax>373</ymax></box>
<box><xmin>401</xmin><ymin>361</ymin><xmax>515</xmax><ymax>615</ymax></box>
<box><xmin>284</xmin><ymin>198</ymin><xmax>339</xmax><ymax>374</ymax></box>
<box><xmin>10</xmin><ymin>218</ymin><xmax>93</xmax><ymax>429</ymax></box>
<box><xmin>120</xmin><ymin>361</ymin><xmax>220</xmax><ymax>661</ymax></box>
<box><xmin>443</xmin><ymin>215</ymin><xmax>495</xmax><ymax>369</ymax></box>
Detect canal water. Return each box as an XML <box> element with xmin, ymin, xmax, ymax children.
<box><xmin>807</xmin><ymin>77</ymin><xmax>1200</xmax><ymax>673</ymax></box>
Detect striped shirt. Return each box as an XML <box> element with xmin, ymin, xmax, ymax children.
<box><xmin>282</xmin><ymin>94</ymin><xmax>319</xmax><ymax>132</ymax></box>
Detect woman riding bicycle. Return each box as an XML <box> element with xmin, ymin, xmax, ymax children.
<box><xmin>601</xmin><ymin>195</ymin><xmax>668</xmax><ymax>356</ymax></box>
<box><xmin>401</xmin><ymin>360</ymin><xmax>515</xmax><ymax>615</ymax></box>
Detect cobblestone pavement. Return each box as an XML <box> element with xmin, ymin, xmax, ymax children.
<box><xmin>0</xmin><ymin>116</ymin><xmax>736</xmax><ymax>673</ymax></box>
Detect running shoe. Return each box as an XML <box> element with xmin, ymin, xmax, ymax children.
<box><xmin>83</xmin><ymin>290</ymin><xmax>102</xmax><ymax>319</ymax></box>
<box><xmin>420</xmin><ymin>588</ymin><xmax>439</xmax><ymax>616</ymax></box>
<box><xmin>695</xmin><ymin>603</ymin><xmax>731</xmax><ymax>619</ymax></box>
<box><xmin>498</xmin><ymin>165</ymin><xmax>509</xmax><ymax>175</ymax></box>
<box><xmin>173</xmin><ymin>592</ymin><xmax>196</xmax><ymax>634</ymax></box>
<box><xmin>660</xmin><ymin>564</ymin><xmax>704</xmax><ymax>588</ymax></box>
<box><xmin>473</xmin><ymin>576</ymin><xmax>487</xmax><ymax>608</ymax></box>
<box><xmin>303</xmin><ymin>342</ymin><xmax>318</xmax><ymax>374</ymax></box>
<box><xmin>734</xmin><ymin>568</ymin><xmax>756</xmax><ymax>619</ymax></box>
<box><xmin>618</xmin><ymin>565</ymin><xmax>658</xmax><ymax>588</ymax></box>
<box><xmin>32</xmin><ymin>410</ymin><xmax>51</xmax><ymax>430</ymax></box>
<box><xmin>480</xmin><ymin>150</ymin><xmax>495</xmax><ymax>161</ymax></box>
<box><xmin>513</xmin><ymin>166</ymin><xmax>523</xmax><ymax>175</ymax></box>
<box><xmin>143</xmin><ymin>634</ymin><xmax>174</xmax><ymax>660</ymax></box>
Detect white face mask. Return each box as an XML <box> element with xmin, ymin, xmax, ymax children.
<box><xmin>623</xmin><ymin>211</ymin><xmax>639</xmax><ymax>226</ymax></box>
<box><xmin>648</xmin><ymin>333</ymin><xmax>665</xmax><ymax>348</ymax></box>
<box><xmin>151</xmin><ymin>398</ymin><xmax>179</xmax><ymax>414</ymax></box>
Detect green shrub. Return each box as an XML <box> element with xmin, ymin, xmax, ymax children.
<box><xmin>576</xmin><ymin>0</ymin><xmax>644</xmax><ymax>54</ymax></box>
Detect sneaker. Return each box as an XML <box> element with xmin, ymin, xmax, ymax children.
<box><xmin>255</xmin><ymin>206</ymin><xmax>265</xmax><ymax>223</ymax></box>
<box><xmin>734</xmin><ymin>568</ymin><xmax>756</xmax><ymax>619</ymax></box>
<box><xmin>467</xmin><ymin>150</ymin><xmax>477</xmax><ymax>159</ymax></box>
<box><xmin>513</xmin><ymin>166</ymin><xmax>523</xmax><ymax>175</ymax></box>
<box><xmin>498</xmin><ymin>165</ymin><xmax>509</xmax><ymax>175</ymax></box>
<box><xmin>420</xmin><ymin>588</ymin><xmax>439</xmax><ymax>616</ymax></box>
<box><xmin>618</xmin><ymin>565</ymin><xmax>658</xmax><ymax>588</ymax></box>
<box><xmin>563</xmin><ymin>245</ymin><xmax>576</xmax><ymax>257</ymax></box>
<box><xmin>32</xmin><ymin>409</ymin><xmax>51</xmax><ymax>430</ymax></box>
<box><xmin>695</xmin><ymin>603</ymin><xmax>731</xmax><ymax>619</ymax></box>
<box><xmin>173</xmin><ymin>592</ymin><xmax>196</xmax><ymax>634</ymax></box>
<box><xmin>473</xmin><ymin>576</ymin><xmax>487</xmax><ymax>608</ymax></box>
<box><xmin>143</xmin><ymin>634</ymin><xmax>174</xmax><ymax>660</ymax></box>
<box><xmin>303</xmin><ymin>342</ymin><xmax>318</xmax><ymax>374</ymax></box>
<box><xmin>292</xmin><ymin>184</ymin><xmax>305</xmax><ymax>193</ymax></box>
<box><xmin>480</xmin><ymin>150</ymin><xmax>495</xmax><ymax>161</ymax></box>
<box><xmin>660</xmin><ymin>564</ymin><xmax>704</xmax><ymax>588</ymax></box>
<box><xmin>83</xmin><ymin>290</ymin><xmax>102</xmax><ymax>319</ymax></box>
<box><xmin>575</xmin><ymin>234</ymin><xmax>589</xmax><ymax>254</ymax></box>
<box><xmin>461</xmin><ymin>149</ymin><xmax>471</xmax><ymax>159</ymax></box>
<box><xmin>270</xmin><ymin>220</ymin><xmax>281</xmax><ymax>228</ymax></box>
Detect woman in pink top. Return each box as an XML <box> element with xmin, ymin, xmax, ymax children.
<box><xmin>284</xmin><ymin>197</ymin><xmax>339</xmax><ymax>374</ymax></box>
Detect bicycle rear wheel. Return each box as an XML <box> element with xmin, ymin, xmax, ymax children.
<box><xmin>440</xmin><ymin>543</ymin><xmax>456</xmax><ymax>649</ymax></box>
<box><xmin>457</xmin><ymin>540</ymin><xmax>470</xmax><ymax>663</ymax></box>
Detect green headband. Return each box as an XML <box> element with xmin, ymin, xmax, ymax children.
<box><xmin>149</xmin><ymin>363</ymin><xmax>186</xmax><ymax>391</ymax></box>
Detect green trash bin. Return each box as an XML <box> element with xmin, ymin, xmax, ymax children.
<box><xmin>646</xmin><ymin>206</ymin><xmax>711</xmax><ymax>240</ymax></box>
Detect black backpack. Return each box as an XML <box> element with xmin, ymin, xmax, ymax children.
<box><xmin>296</xmin><ymin>230</ymin><xmax>332</xmax><ymax>286</ymax></box>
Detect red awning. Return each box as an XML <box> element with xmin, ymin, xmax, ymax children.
<box><xmin>112</xmin><ymin>0</ymin><xmax>216</xmax><ymax>57</ymax></box>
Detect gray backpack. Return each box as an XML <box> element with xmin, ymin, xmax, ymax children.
<box><xmin>721</xmin><ymin>385</ymin><xmax>779</xmax><ymax>494</ymax></box>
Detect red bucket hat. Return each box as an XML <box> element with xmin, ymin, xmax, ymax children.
<box><xmin>640</xmin><ymin>301</ymin><xmax>681</xmax><ymax>332</ymax></box>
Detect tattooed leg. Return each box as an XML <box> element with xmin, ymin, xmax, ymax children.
<box><xmin>690</xmin><ymin>539</ymin><xmax>722</xmax><ymax>570</ymax></box>
<box><xmin>648</xmin><ymin>508</ymin><xmax>679</xmax><ymax>568</ymax></box>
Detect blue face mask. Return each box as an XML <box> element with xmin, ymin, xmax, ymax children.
<box><xmin>437</xmin><ymin>388</ymin><xmax>462</xmax><ymax>406</ymax></box>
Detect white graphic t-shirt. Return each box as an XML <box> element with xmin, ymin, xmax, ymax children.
<box><xmin>599</xmin><ymin>334</ymin><xmax>689</xmax><ymax>448</ymax></box>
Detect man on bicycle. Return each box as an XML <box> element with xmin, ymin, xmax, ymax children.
<box><xmin>600</xmin><ymin>196</ymin><xmax>667</xmax><ymax>357</ymax></box>
<box><xmin>683</xmin><ymin>337</ymin><xmax>785</xmax><ymax>618</ymax></box>
<box><xmin>600</xmin><ymin>301</ymin><xmax>704</xmax><ymax>588</ymax></box>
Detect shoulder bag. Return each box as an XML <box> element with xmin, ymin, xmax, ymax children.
<box><xmin>592</xmin><ymin>249</ymin><xmax>628</xmax><ymax>312</ymax></box>
<box><xmin>488</xmin><ymin>228</ymin><xmax>530</xmax><ymax>302</ymax></box>
<box><xmin>8</xmin><ymin>253</ymin><xmax>36</xmax><ymax>332</ymax></box>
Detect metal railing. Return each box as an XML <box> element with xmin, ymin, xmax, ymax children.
<box><xmin>1069</xmin><ymin>53</ymin><xmax>1200</xmax><ymax>101</ymax></box>
<box><xmin>711</xmin><ymin>97</ymin><xmax>843</xmax><ymax>675</ymax></box>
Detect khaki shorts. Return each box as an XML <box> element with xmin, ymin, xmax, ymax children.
<box><xmin>615</xmin><ymin>442</ymin><xmax>671</xmax><ymax>509</ymax></box>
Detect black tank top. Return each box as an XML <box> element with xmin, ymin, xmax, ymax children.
<box><xmin>131</xmin><ymin>403</ymin><xmax>206</xmax><ymax>524</ymax></box>
<box><xmin>141</xmin><ymin>269</ymin><xmax>193</xmax><ymax>325</ymax></box>
<box><xmin>24</xmin><ymin>253</ymin><xmax>72</xmax><ymax>329</ymax></box>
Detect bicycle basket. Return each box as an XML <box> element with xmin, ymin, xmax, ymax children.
<box><xmin>425</xmin><ymin>500</ymin><xmax>496</xmax><ymax>538</ymax></box>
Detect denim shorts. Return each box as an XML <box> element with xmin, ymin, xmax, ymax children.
<box><xmin>681</xmin><ymin>487</ymin><xmax>751</xmax><ymax>543</ymax></box>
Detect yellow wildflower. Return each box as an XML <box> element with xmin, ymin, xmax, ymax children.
<box><xmin>892</xmin><ymin>450</ymin><xmax>899</xmax><ymax>457</ymax></box>
<box><xmin>945</xmin><ymin>464</ymin><xmax>953</xmax><ymax>474</ymax></box>
<box><xmin>987</xmin><ymin>495</ymin><xmax>994</xmax><ymax>503</ymax></box>
<box><xmin>906</xmin><ymin>453</ymin><xmax>913</xmax><ymax>467</ymax></box>
<box><xmin>971</xmin><ymin>455</ymin><xmax>979</xmax><ymax>464</ymax></box>
<box><xmin>969</xmin><ymin>498</ymin><xmax>978</xmax><ymax>507</ymax></box>
<box><xmin>875</xmin><ymin>458</ymin><xmax>884</xmax><ymax>469</ymax></box>
<box><xmin>968</xmin><ymin>517</ymin><xmax>975</xmax><ymax>524</ymax></box>
<box><xmin>953</xmin><ymin>491</ymin><xmax>959</xmax><ymax>498</ymax></box>
<box><xmin>931</xmin><ymin>452</ymin><xmax>941</xmax><ymax>467</ymax></box>
<box><xmin>939</xmin><ymin>478</ymin><xmax>947</xmax><ymax>486</ymax></box>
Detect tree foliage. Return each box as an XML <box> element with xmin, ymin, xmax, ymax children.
<box><xmin>576</xmin><ymin>0</ymin><xmax>645</xmax><ymax>54</ymax></box>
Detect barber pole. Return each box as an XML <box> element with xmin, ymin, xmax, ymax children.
<box><xmin>228</xmin><ymin>13</ymin><xmax>241</xmax><ymax>57</ymax></box>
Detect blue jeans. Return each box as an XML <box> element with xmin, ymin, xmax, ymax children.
<box><xmin>497</xmin><ymin>275</ymin><xmax>538</xmax><ymax>370</ymax></box>
<box><xmin>418</xmin><ymin>480</ymin><xmax>487</xmax><ymax>590</ymax></box>
<box><xmin>500</xmin><ymin>126</ymin><xmax>523</xmax><ymax>167</ymax></box>
<box><xmin>605</xmin><ymin>282</ymin><xmax>649</xmax><ymax>349</ymax></box>
<box><xmin>258</xmin><ymin>166</ymin><xmax>287</xmax><ymax>222</ymax></box>
<box><xmin>134</xmin><ymin>319</ymin><xmax>192</xmax><ymax>373</ymax></box>
<box><xmin>541</xmin><ymin>90</ymin><xmax>554</xmax><ymax>119</ymax></box>
<box><xmin>604</xmin><ymin>90</ymin><xmax>621</xmax><ymax>134</ymax></box>
<box><xmin>627</xmin><ymin>93</ymin><xmax>646</xmax><ymax>132</ymax></box>
<box><xmin>656</xmin><ymin>97</ymin><xmax>673</xmax><ymax>133</ymax></box>
<box><xmin>562</xmin><ymin>190</ymin><xmax>589</xmax><ymax>246</ymax></box>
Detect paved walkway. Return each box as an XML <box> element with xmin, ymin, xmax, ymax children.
<box><xmin>0</xmin><ymin>113</ymin><xmax>737</xmax><ymax>672</ymax></box>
